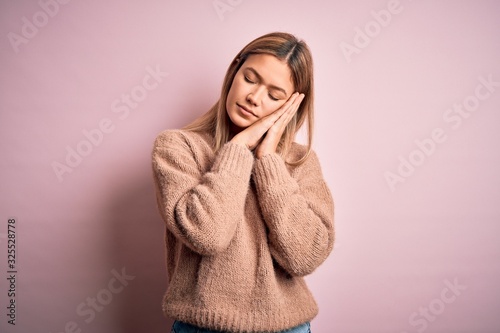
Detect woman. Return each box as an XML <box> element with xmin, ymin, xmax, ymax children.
<box><xmin>152</xmin><ymin>32</ymin><xmax>334</xmax><ymax>333</ymax></box>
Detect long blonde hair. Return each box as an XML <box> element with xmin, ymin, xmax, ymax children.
<box><xmin>183</xmin><ymin>32</ymin><xmax>314</xmax><ymax>165</ymax></box>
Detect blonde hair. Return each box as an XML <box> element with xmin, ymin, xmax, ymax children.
<box><xmin>183</xmin><ymin>32</ymin><xmax>314</xmax><ymax>165</ymax></box>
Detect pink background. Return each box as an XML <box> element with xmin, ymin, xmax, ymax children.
<box><xmin>1</xmin><ymin>1</ymin><xmax>500</xmax><ymax>332</ymax></box>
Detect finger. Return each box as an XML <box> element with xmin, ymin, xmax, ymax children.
<box><xmin>280</xmin><ymin>92</ymin><xmax>301</xmax><ymax>113</ymax></box>
<box><xmin>280</xmin><ymin>93</ymin><xmax>303</xmax><ymax>119</ymax></box>
<box><xmin>268</xmin><ymin>92</ymin><xmax>299</xmax><ymax>117</ymax></box>
<box><xmin>237</xmin><ymin>93</ymin><xmax>303</xmax><ymax>148</ymax></box>
<box><xmin>273</xmin><ymin>93</ymin><xmax>304</xmax><ymax>129</ymax></box>
<box><xmin>288</xmin><ymin>93</ymin><xmax>305</xmax><ymax>112</ymax></box>
<box><xmin>256</xmin><ymin>94</ymin><xmax>304</xmax><ymax>154</ymax></box>
<box><xmin>254</xmin><ymin>94</ymin><xmax>298</xmax><ymax>129</ymax></box>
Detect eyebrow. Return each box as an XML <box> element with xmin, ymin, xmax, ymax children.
<box><xmin>245</xmin><ymin>67</ymin><xmax>288</xmax><ymax>96</ymax></box>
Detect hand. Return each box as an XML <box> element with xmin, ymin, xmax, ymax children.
<box><xmin>255</xmin><ymin>92</ymin><xmax>304</xmax><ymax>158</ymax></box>
<box><xmin>230</xmin><ymin>93</ymin><xmax>305</xmax><ymax>157</ymax></box>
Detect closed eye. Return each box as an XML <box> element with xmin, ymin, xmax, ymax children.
<box><xmin>244</xmin><ymin>76</ymin><xmax>255</xmax><ymax>84</ymax></box>
<box><xmin>268</xmin><ymin>94</ymin><xmax>279</xmax><ymax>101</ymax></box>
<box><xmin>244</xmin><ymin>73</ymin><xmax>281</xmax><ymax>101</ymax></box>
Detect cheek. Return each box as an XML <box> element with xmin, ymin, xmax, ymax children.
<box><xmin>229</xmin><ymin>78</ymin><xmax>245</xmax><ymax>97</ymax></box>
<box><xmin>226</xmin><ymin>82</ymin><xmax>240</xmax><ymax>109</ymax></box>
<box><xmin>262</xmin><ymin>100</ymin><xmax>285</xmax><ymax>116</ymax></box>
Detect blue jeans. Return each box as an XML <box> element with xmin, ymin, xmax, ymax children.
<box><xmin>170</xmin><ymin>320</ymin><xmax>311</xmax><ymax>333</ymax></box>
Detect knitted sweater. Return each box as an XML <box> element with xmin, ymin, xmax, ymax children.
<box><xmin>152</xmin><ymin>129</ymin><xmax>334</xmax><ymax>333</ymax></box>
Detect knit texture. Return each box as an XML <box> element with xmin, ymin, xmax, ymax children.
<box><xmin>152</xmin><ymin>129</ymin><xmax>334</xmax><ymax>333</ymax></box>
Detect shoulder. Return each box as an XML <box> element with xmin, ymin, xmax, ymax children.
<box><xmin>152</xmin><ymin>129</ymin><xmax>215</xmax><ymax>172</ymax></box>
<box><xmin>288</xmin><ymin>142</ymin><xmax>321</xmax><ymax>165</ymax></box>
<box><xmin>287</xmin><ymin>142</ymin><xmax>325</xmax><ymax>175</ymax></box>
<box><xmin>288</xmin><ymin>142</ymin><xmax>308</xmax><ymax>159</ymax></box>
<box><xmin>153</xmin><ymin>129</ymin><xmax>214</xmax><ymax>150</ymax></box>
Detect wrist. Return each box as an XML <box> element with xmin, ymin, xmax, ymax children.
<box><xmin>256</xmin><ymin>146</ymin><xmax>275</xmax><ymax>159</ymax></box>
<box><xmin>230</xmin><ymin>137</ymin><xmax>248</xmax><ymax>149</ymax></box>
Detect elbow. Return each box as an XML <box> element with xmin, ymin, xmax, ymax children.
<box><xmin>287</xmin><ymin>263</ymin><xmax>317</xmax><ymax>278</ymax></box>
<box><xmin>284</xmin><ymin>254</ymin><xmax>328</xmax><ymax>277</ymax></box>
<box><xmin>175</xmin><ymin>215</ymin><xmax>236</xmax><ymax>256</ymax></box>
<box><xmin>197</xmin><ymin>234</ymin><xmax>233</xmax><ymax>255</ymax></box>
<box><xmin>272</xmin><ymin>230</ymin><xmax>334</xmax><ymax>277</ymax></box>
<box><xmin>174</xmin><ymin>225</ymin><xmax>235</xmax><ymax>256</ymax></box>
<box><xmin>271</xmin><ymin>248</ymin><xmax>328</xmax><ymax>277</ymax></box>
<box><xmin>175</xmin><ymin>230</ymin><xmax>233</xmax><ymax>256</ymax></box>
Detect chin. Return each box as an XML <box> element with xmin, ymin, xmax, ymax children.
<box><xmin>228</xmin><ymin>112</ymin><xmax>253</xmax><ymax>128</ymax></box>
<box><xmin>230</xmin><ymin>121</ymin><xmax>250</xmax><ymax>132</ymax></box>
<box><xmin>228</xmin><ymin>117</ymin><xmax>252</xmax><ymax>133</ymax></box>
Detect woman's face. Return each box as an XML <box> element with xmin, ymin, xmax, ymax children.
<box><xmin>226</xmin><ymin>54</ymin><xmax>295</xmax><ymax>133</ymax></box>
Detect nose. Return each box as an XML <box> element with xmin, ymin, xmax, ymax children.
<box><xmin>246</xmin><ymin>86</ymin><xmax>265</xmax><ymax>106</ymax></box>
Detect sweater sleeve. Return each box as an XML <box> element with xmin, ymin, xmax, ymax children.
<box><xmin>152</xmin><ymin>131</ymin><xmax>254</xmax><ymax>255</ymax></box>
<box><xmin>252</xmin><ymin>150</ymin><xmax>334</xmax><ymax>277</ymax></box>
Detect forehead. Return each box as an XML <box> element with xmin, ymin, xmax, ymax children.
<box><xmin>242</xmin><ymin>54</ymin><xmax>294</xmax><ymax>91</ymax></box>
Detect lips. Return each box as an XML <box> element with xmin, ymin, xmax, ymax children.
<box><xmin>237</xmin><ymin>103</ymin><xmax>256</xmax><ymax>117</ymax></box>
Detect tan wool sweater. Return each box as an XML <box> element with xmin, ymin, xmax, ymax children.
<box><xmin>152</xmin><ymin>128</ymin><xmax>334</xmax><ymax>333</ymax></box>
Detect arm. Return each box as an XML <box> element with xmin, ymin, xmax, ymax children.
<box><xmin>152</xmin><ymin>130</ymin><xmax>254</xmax><ymax>255</ymax></box>
<box><xmin>252</xmin><ymin>150</ymin><xmax>334</xmax><ymax>276</ymax></box>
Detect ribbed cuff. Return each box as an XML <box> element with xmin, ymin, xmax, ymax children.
<box><xmin>253</xmin><ymin>153</ymin><xmax>292</xmax><ymax>192</ymax></box>
<box><xmin>212</xmin><ymin>142</ymin><xmax>254</xmax><ymax>176</ymax></box>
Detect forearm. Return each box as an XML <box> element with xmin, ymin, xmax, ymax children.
<box><xmin>253</xmin><ymin>152</ymin><xmax>334</xmax><ymax>276</ymax></box>
<box><xmin>153</xmin><ymin>133</ymin><xmax>254</xmax><ymax>255</ymax></box>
